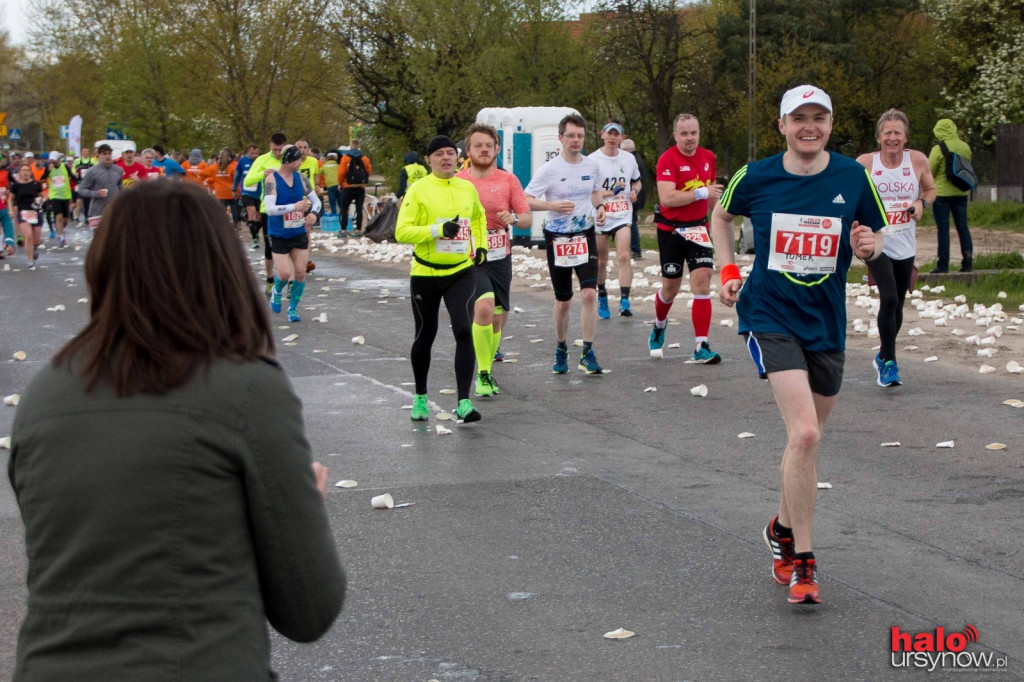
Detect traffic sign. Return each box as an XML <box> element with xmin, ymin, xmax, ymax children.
<box><xmin>106</xmin><ymin>128</ymin><xmax>124</xmax><ymax>140</ymax></box>
<box><xmin>0</xmin><ymin>125</ymin><xmax>6</xmax><ymax>137</ymax></box>
<box><xmin>9</xmin><ymin>128</ymin><xmax>21</xmax><ymax>141</ymax></box>
<box><xmin>59</xmin><ymin>125</ymin><xmax>69</xmax><ymax>139</ymax></box>
<box><xmin>0</xmin><ymin>112</ymin><xmax>6</xmax><ymax>127</ymax></box>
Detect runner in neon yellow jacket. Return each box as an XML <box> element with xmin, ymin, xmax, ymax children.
<box><xmin>395</xmin><ymin>135</ymin><xmax>489</xmax><ymax>424</ymax></box>
<box><xmin>395</xmin><ymin>168</ymin><xmax>487</xmax><ymax>277</ymax></box>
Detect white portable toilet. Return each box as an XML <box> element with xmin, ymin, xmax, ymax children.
<box><xmin>475</xmin><ymin>106</ymin><xmax>580</xmax><ymax>242</ymax></box>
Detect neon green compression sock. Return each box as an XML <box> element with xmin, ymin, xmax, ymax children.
<box><xmin>472</xmin><ymin>322</ymin><xmax>494</xmax><ymax>374</ymax></box>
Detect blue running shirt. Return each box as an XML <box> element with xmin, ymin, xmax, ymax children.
<box><xmin>267</xmin><ymin>171</ymin><xmax>309</xmax><ymax>238</ymax></box>
<box><xmin>720</xmin><ymin>151</ymin><xmax>887</xmax><ymax>352</ymax></box>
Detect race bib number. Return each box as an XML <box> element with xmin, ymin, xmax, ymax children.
<box><xmin>50</xmin><ymin>176</ymin><xmax>66</xmax><ymax>189</ymax></box>
<box><xmin>88</xmin><ymin>216</ymin><xmax>101</xmax><ymax>229</ymax></box>
<box><xmin>21</xmin><ymin>210</ymin><xmax>39</xmax><ymax>225</ymax></box>
<box><xmin>603</xmin><ymin>197</ymin><xmax>630</xmax><ymax>220</ymax></box>
<box><xmin>486</xmin><ymin>229</ymin><xmax>509</xmax><ymax>261</ymax></box>
<box><xmin>553</xmin><ymin>235</ymin><xmax>589</xmax><ymax>267</ymax></box>
<box><xmin>434</xmin><ymin>217</ymin><xmax>471</xmax><ymax>253</ymax></box>
<box><xmin>673</xmin><ymin>225</ymin><xmax>713</xmax><ymax>247</ymax></box>
<box><xmin>283</xmin><ymin>210</ymin><xmax>305</xmax><ymax>229</ymax></box>
<box><xmin>0</xmin><ymin>187</ymin><xmax>7</xmax><ymax>201</ymax></box>
<box><xmin>768</xmin><ymin>213</ymin><xmax>841</xmax><ymax>275</ymax></box>
<box><xmin>243</xmin><ymin>183</ymin><xmax>258</xmax><ymax>192</ymax></box>
<box><xmin>882</xmin><ymin>200</ymin><xmax>913</xmax><ymax>235</ymax></box>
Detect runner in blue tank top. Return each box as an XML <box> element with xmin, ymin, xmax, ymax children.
<box><xmin>264</xmin><ymin>145</ymin><xmax>321</xmax><ymax>323</ymax></box>
<box><xmin>710</xmin><ymin>85</ymin><xmax>887</xmax><ymax>606</ymax></box>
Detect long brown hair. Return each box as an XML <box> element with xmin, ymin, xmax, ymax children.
<box><xmin>218</xmin><ymin>147</ymin><xmax>235</xmax><ymax>171</ymax></box>
<box><xmin>53</xmin><ymin>180</ymin><xmax>274</xmax><ymax>396</ymax></box>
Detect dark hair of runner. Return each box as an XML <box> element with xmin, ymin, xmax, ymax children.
<box><xmin>464</xmin><ymin>123</ymin><xmax>500</xmax><ymax>147</ymax></box>
<box><xmin>558</xmin><ymin>114</ymin><xmax>587</xmax><ymax>136</ymax></box>
<box><xmin>874</xmin><ymin>108</ymin><xmax>910</xmax><ymax>142</ymax></box>
<box><xmin>152</xmin><ymin>144</ymin><xmax>165</xmax><ymax>155</ymax></box>
<box><xmin>270</xmin><ymin>132</ymin><xmax>287</xmax><ymax>145</ymax></box>
<box><xmin>96</xmin><ymin>144</ymin><xmax>113</xmax><ymax>154</ymax></box>
<box><xmin>52</xmin><ymin>180</ymin><xmax>274</xmax><ymax>396</ymax></box>
<box><xmin>247</xmin><ymin>143</ymin><xmax>259</xmax><ymax>152</ymax></box>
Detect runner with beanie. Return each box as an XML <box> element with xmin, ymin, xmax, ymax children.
<box><xmin>396</xmin><ymin>135</ymin><xmax>488</xmax><ymax>423</ymax></box>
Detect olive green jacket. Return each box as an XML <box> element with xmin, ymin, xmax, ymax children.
<box><xmin>9</xmin><ymin>358</ymin><xmax>344</xmax><ymax>681</ymax></box>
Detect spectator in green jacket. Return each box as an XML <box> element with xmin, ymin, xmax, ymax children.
<box><xmin>9</xmin><ymin>180</ymin><xmax>344</xmax><ymax>681</ymax></box>
<box><xmin>928</xmin><ymin>119</ymin><xmax>973</xmax><ymax>272</ymax></box>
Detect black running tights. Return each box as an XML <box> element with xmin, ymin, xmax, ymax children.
<box><xmin>867</xmin><ymin>253</ymin><xmax>916</xmax><ymax>362</ymax></box>
<box><xmin>410</xmin><ymin>268</ymin><xmax>477</xmax><ymax>400</ymax></box>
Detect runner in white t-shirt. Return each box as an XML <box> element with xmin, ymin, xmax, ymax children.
<box><xmin>856</xmin><ymin>108</ymin><xmax>936</xmax><ymax>388</ymax></box>
<box><xmin>524</xmin><ymin>114</ymin><xmax>608</xmax><ymax>375</ymax></box>
<box><xmin>588</xmin><ymin>121</ymin><xmax>642</xmax><ymax>318</ymax></box>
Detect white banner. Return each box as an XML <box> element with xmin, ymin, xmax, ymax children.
<box><xmin>68</xmin><ymin>115</ymin><xmax>82</xmax><ymax>157</ymax></box>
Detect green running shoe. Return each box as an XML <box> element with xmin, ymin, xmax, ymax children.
<box><xmin>475</xmin><ymin>371</ymin><xmax>495</xmax><ymax>397</ymax></box>
<box><xmin>410</xmin><ymin>394</ymin><xmax>430</xmax><ymax>421</ymax></box>
<box><xmin>455</xmin><ymin>398</ymin><xmax>481</xmax><ymax>423</ymax></box>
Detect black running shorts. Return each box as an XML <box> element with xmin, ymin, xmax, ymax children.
<box><xmin>743</xmin><ymin>332</ymin><xmax>845</xmax><ymax>397</ymax></box>
<box><xmin>474</xmin><ymin>255</ymin><xmax>512</xmax><ymax>312</ymax></box>
<box><xmin>269</xmin><ymin>232</ymin><xmax>309</xmax><ymax>255</ymax></box>
<box><xmin>49</xmin><ymin>199</ymin><xmax>71</xmax><ymax>218</ymax></box>
<box><xmin>657</xmin><ymin>227</ymin><xmax>714</xmax><ymax>279</ymax></box>
<box><xmin>544</xmin><ymin>228</ymin><xmax>598</xmax><ymax>302</ymax></box>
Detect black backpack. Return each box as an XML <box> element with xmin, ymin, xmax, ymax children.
<box><xmin>345</xmin><ymin>155</ymin><xmax>369</xmax><ymax>185</ymax></box>
<box><xmin>939</xmin><ymin>141</ymin><xmax>977</xmax><ymax>192</ymax></box>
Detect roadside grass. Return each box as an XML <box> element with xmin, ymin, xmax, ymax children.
<box><xmin>848</xmin><ymin>252</ymin><xmax>1024</xmax><ymax>308</ymax></box>
<box><xmin>914</xmin><ymin>201</ymin><xmax>1024</xmax><ymax>231</ymax></box>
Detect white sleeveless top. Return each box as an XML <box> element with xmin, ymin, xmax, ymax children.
<box><xmin>870</xmin><ymin>151</ymin><xmax>918</xmax><ymax>261</ymax></box>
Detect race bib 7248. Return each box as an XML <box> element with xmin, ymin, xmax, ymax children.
<box><xmin>882</xmin><ymin>200</ymin><xmax>913</xmax><ymax>235</ymax></box>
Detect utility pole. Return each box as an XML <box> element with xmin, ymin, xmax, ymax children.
<box><xmin>748</xmin><ymin>0</ymin><xmax>757</xmax><ymax>162</ymax></box>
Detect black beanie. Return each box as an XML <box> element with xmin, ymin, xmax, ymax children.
<box><xmin>425</xmin><ymin>135</ymin><xmax>458</xmax><ymax>156</ymax></box>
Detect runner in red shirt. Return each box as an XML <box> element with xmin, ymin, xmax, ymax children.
<box><xmin>116</xmin><ymin>148</ymin><xmax>147</xmax><ymax>189</ymax></box>
<box><xmin>455</xmin><ymin>123</ymin><xmax>532</xmax><ymax>396</ymax></box>
<box><xmin>649</xmin><ymin>113</ymin><xmax>724</xmax><ymax>364</ymax></box>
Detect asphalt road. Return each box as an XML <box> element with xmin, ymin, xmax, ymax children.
<box><xmin>1</xmin><ymin>225</ymin><xmax>1022</xmax><ymax>681</ymax></box>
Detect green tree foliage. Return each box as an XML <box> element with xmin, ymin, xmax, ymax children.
<box><xmin>330</xmin><ymin>0</ymin><xmax>596</xmax><ymax>177</ymax></box>
<box><xmin>931</xmin><ymin>0</ymin><xmax>1024</xmax><ymax>143</ymax></box>
<box><xmin>24</xmin><ymin>0</ymin><xmax>347</xmax><ymax>154</ymax></box>
<box><xmin>712</xmin><ymin>0</ymin><xmax>938</xmax><ymax>172</ymax></box>
<box><xmin>589</xmin><ymin>0</ymin><xmax>717</xmax><ymax>156</ymax></box>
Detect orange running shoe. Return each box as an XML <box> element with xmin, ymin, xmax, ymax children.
<box><xmin>788</xmin><ymin>557</ymin><xmax>821</xmax><ymax>604</ymax></box>
<box><xmin>763</xmin><ymin>516</ymin><xmax>795</xmax><ymax>585</ymax></box>
<box><xmin>306</xmin><ymin>260</ymin><xmax>316</xmax><ymax>272</ymax></box>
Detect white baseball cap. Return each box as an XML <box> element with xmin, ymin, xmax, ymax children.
<box><xmin>25</xmin><ymin>151</ymin><xmax>34</xmax><ymax>158</ymax></box>
<box><xmin>779</xmin><ymin>85</ymin><xmax>833</xmax><ymax>118</ymax></box>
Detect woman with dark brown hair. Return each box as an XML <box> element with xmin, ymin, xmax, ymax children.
<box><xmin>8</xmin><ymin>180</ymin><xmax>345</xmax><ymax>681</ymax></box>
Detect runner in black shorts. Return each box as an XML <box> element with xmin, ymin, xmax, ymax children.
<box><xmin>456</xmin><ymin>123</ymin><xmax>533</xmax><ymax>397</ymax></box>
<box><xmin>649</xmin><ymin>113</ymin><xmax>724</xmax><ymax>364</ymax></box>
<box><xmin>711</xmin><ymin>85</ymin><xmax>887</xmax><ymax>606</ymax></box>
<box><xmin>742</xmin><ymin>332</ymin><xmax>844</xmax><ymax>397</ymax></box>
<box><xmin>525</xmin><ymin>114</ymin><xmax>608</xmax><ymax>376</ymax></box>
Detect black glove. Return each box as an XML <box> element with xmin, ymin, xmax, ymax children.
<box><xmin>474</xmin><ymin>247</ymin><xmax>487</xmax><ymax>265</ymax></box>
<box><xmin>442</xmin><ymin>215</ymin><xmax>461</xmax><ymax>238</ymax></box>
